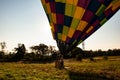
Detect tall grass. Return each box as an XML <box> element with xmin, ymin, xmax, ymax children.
<box><xmin>0</xmin><ymin>56</ymin><xmax>120</xmax><ymax>80</ymax></box>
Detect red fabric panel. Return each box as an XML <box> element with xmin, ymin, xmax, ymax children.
<box><xmin>56</xmin><ymin>14</ymin><xmax>64</xmax><ymax>24</ymax></box>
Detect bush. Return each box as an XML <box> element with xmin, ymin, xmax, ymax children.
<box><xmin>103</xmin><ymin>55</ymin><xmax>108</xmax><ymax>60</ymax></box>
<box><xmin>0</xmin><ymin>51</ymin><xmax>4</xmax><ymax>59</ymax></box>
<box><xmin>89</xmin><ymin>57</ymin><xmax>95</xmax><ymax>62</ymax></box>
<box><xmin>76</xmin><ymin>54</ymin><xmax>82</xmax><ymax>61</ymax></box>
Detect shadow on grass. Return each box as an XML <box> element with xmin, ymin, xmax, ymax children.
<box><xmin>68</xmin><ymin>70</ymin><xmax>112</xmax><ymax>80</ymax></box>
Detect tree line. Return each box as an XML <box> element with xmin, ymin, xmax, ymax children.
<box><xmin>0</xmin><ymin>41</ymin><xmax>120</xmax><ymax>63</ymax></box>
<box><xmin>0</xmin><ymin>42</ymin><xmax>56</xmax><ymax>63</ymax></box>
<box><xmin>66</xmin><ymin>48</ymin><xmax>120</xmax><ymax>61</ymax></box>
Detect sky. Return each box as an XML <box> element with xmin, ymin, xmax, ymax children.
<box><xmin>0</xmin><ymin>0</ymin><xmax>120</xmax><ymax>52</ymax></box>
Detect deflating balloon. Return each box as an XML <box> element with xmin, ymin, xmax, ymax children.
<box><xmin>41</xmin><ymin>0</ymin><xmax>120</xmax><ymax>54</ymax></box>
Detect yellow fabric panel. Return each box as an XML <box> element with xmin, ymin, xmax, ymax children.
<box><xmin>66</xmin><ymin>0</ymin><xmax>73</xmax><ymax>4</ymax></box>
<box><xmin>74</xmin><ymin>7</ymin><xmax>85</xmax><ymax>19</ymax></box>
<box><xmin>105</xmin><ymin>0</ymin><xmax>119</xmax><ymax>11</ymax></box>
<box><xmin>50</xmin><ymin>23</ymin><xmax>54</xmax><ymax>32</ymax></box>
<box><xmin>68</xmin><ymin>28</ymin><xmax>75</xmax><ymax>38</ymax></box>
<box><xmin>41</xmin><ymin>0</ymin><xmax>46</xmax><ymax>5</ymax></box>
<box><xmin>51</xmin><ymin>13</ymin><xmax>56</xmax><ymax>24</ymax></box>
<box><xmin>46</xmin><ymin>3</ymin><xmax>51</xmax><ymax>14</ymax></box>
<box><xmin>50</xmin><ymin>23</ymin><xmax>55</xmax><ymax>39</ymax></box>
<box><xmin>106</xmin><ymin>3</ymin><xmax>112</xmax><ymax>10</ymax></box>
<box><xmin>77</xmin><ymin>21</ymin><xmax>88</xmax><ymax>31</ymax></box>
<box><xmin>73</xmin><ymin>0</ymin><xmax>78</xmax><ymax>5</ymax></box>
<box><xmin>62</xmin><ymin>34</ymin><xmax>67</xmax><ymax>41</ymax></box>
<box><xmin>86</xmin><ymin>26</ymin><xmax>93</xmax><ymax>33</ymax></box>
<box><xmin>112</xmin><ymin>0</ymin><xmax>120</xmax><ymax>11</ymax></box>
<box><xmin>51</xmin><ymin>29</ymin><xmax>55</xmax><ymax>39</ymax></box>
<box><xmin>51</xmin><ymin>27</ymin><xmax>54</xmax><ymax>33</ymax></box>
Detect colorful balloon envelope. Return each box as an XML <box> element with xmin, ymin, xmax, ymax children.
<box><xmin>41</xmin><ymin>0</ymin><xmax>120</xmax><ymax>53</ymax></box>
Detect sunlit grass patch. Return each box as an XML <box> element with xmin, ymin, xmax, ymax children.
<box><xmin>0</xmin><ymin>56</ymin><xmax>120</xmax><ymax>80</ymax></box>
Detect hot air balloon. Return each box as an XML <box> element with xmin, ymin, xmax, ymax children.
<box><xmin>41</xmin><ymin>0</ymin><xmax>120</xmax><ymax>57</ymax></box>
<box><xmin>41</xmin><ymin>0</ymin><xmax>120</xmax><ymax>53</ymax></box>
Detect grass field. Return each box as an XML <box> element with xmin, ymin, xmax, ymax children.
<box><xmin>0</xmin><ymin>56</ymin><xmax>120</xmax><ymax>80</ymax></box>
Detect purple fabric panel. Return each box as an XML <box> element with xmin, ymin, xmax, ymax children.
<box><xmin>45</xmin><ymin>0</ymin><xmax>49</xmax><ymax>3</ymax></box>
<box><xmin>82</xmin><ymin>30</ymin><xmax>93</xmax><ymax>41</ymax></box>
<box><xmin>82</xmin><ymin>10</ymin><xmax>94</xmax><ymax>22</ymax></box>
<box><xmin>77</xmin><ymin>0</ymin><xmax>91</xmax><ymax>8</ymax></box>
<box><xmin>92</xmin><ymin>20</ymin><xmax>100</xmax><ymax>27</ymax></box>
<box><xmin>99</xmin><ymin>0</ymin><xmax>112</xmax><ymax>6</ymax></box>
<box><xmin>98</xmin><ymin>0</ymin><xmax>105</xmax><ymax>3</ymax></box>
<box><xmin>53</xmin><ymin>24</ymin><xmax>58</xmax><ymax>32</ymax></box>
<box><xmin>81</xmin><ymin>28</ymin><xmax>94</xmax><ymax>40</ymax></box>
<box><xmin>56</xmin><ymin>14</ymin><xmax>64</xmax><ymax>24</ymax></box>
<box><xmin>77</xmin><ymin>0</ymin><xmax>86</xmax><ymax>8</ymax></box>
<box><xmin>104</xmin><ymin>8</ymin><xmax>113</xmax><ymax>17</ymax></box>
<box><xmin>80</xmin><ymin>33</ymin><xmax>87</xmax><ymax>39</ymax></box>
<box><xmin>84</xmin><ymin>0</ymin><xmax>91</xmax><ymax>9</ymax></box>
<box><xmin>50</xmin><ymin>2</ymin><xmax>56</xmax><ymax>13</ymax></box>
<box><xmin>73</xmin><ymin>30</ymin><xmax>81</xmax><ymax>39</ymax></box>
<box><xmin>66</xmin><ymin>37</ymin><xmax>71</xmax><ymax>44</ymax></box>
<box><xmin>53</xmin><ymin>32</ymin><xmax>58</xmax><ymax>40</ymax></box>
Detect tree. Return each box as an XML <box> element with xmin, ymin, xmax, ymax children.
<box><xmin>13</xmin><ymin>43</ymin><xmax>26</xmax><ymax>61</ymax></box>
<box><xmin>30</xmin><ymin>43</ymin><xmax>48</xmax><ymax>55</ymax></box>
<box><xmin>0</xmin><ymin>41</ymin><xmax>6</xmax><ymax>52</ymax></box>
<box><xmin>30</xmin><ymin>43</ymin><xmax>55</xmax><ymax>63</ymax></box>
<box><xmin>30</xmin><ymin>45</ymin><xmax>41</xmax><ymax>54</ymax></box>
<box><xmin>0</xmin><ymin>51</ymin><xmax>4</xmax><ymax>59</ymax></box>
<box><xmin>48</xmin><ymin>46</ymin><xmax>56</xmax><ymax>54</ymax></box>
<box><xmin>39</xmin><ymin>44</ymin><xmax>48</xmax><ymax>55</ymax></box>
<box><xmin>0</xmin><ymin>42</ymin><xmax>6</xmax><ymax>60</ymax></box>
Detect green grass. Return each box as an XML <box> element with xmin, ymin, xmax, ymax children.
<box><xmin>0</xmin><ymin>56</ymin><xmax>120</xmax><ymax>80</ymax></box>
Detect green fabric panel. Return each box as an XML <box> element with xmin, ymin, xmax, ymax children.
<box><xmin>63</xmin><ymin>26</ymin><xmax>69</xmax><ymax>35</ymax></box>
<box><xmin>65</xmin><ymin>4</ymin><xmax>73</xmax><ymax>16</ymax></box>
<box><xmin>112</xmin><ymin>0</ymin><xmax>119</xmax><ymax>3</ymax></box>
<box><xmin>71</xmin><ymin>5</ymin><xmax>76</xmax><ymax>17</ymax></box>
<box><xmin>48</xmin><ymin>14</ymin><xmax>52</xmax><ymax>23</ymax></box>
<box><xmin>58</xmin><ymin>33</ymin><xmax>62</xmax><ymax>40</ymax></box>
<box><xmin>72</xmin><ymin>40</ymin><xmax>77</xmax><ymax>45</ymax></box>
<box><xmin>71</xmin><ymin>18</ymin><xmax>80</xmax><ymax>29</ymax></box>
<box><xmin>78</xmin><ymin>40</ymin><xmax>83</xmax><ymax>45</ymax></box>
<box><xmin>96</xmin><ymin>4</ymin><xmax>106</xmax><ymax>17</ymax></box>
<box><xmin>100</xmin><ymin>18</ymin><xmax>107</xmax><ymax>25</ymax></box>
<box><xmin>61</xmin><ymin>0</ymin><xmax>66</xmax><ymax>3</ymax></box>
<box><xmin>55</xmin><ymin>0</ymin><xmax>62</xmax><ymax>2</ymax></box>
<box><xmin>43</xmin><ymin>5</ymin><xmax>48</xmax><ymax>14</ymax></box>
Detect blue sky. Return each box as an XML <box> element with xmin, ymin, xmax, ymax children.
<box><xmin>0</xmin><ymin>0</ymin><xmax>120</xmax><ymax>52</ymax></box>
